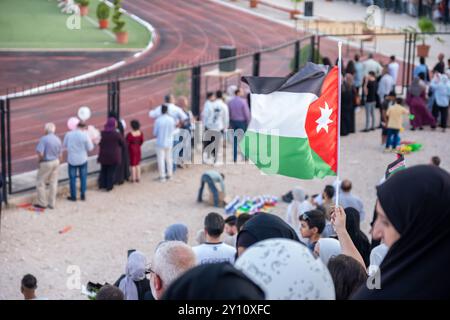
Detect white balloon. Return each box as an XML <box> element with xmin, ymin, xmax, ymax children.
<box><xmin>78</xmin><ymin>106</ymin><xmax>91</xmax><ymax>121</ymax></box>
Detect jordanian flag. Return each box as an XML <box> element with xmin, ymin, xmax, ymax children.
<box><xmin>241</xmin><ymin>62</ymin><xmax>339</xmax><ymax>179</ymax></box>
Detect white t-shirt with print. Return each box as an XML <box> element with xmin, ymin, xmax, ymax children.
<box><xmin>192</xmin><ymin>242</ymin><xmax>236</xmax><ymax>265</ymax></box>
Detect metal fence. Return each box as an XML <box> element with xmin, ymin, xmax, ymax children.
<box><xmin>0</xmin><ymin>31</ymin><xmax>448</xmax><ymax>202</ymax></box>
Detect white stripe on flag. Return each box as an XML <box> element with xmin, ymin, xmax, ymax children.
<box><xmin>248</xmin><ymin>92</ymin><xmax>318</xmax><ymax>138</ymax></box>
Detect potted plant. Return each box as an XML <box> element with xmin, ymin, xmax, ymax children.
<box><xmin>404</xmin><ymin>17</ymin><xmax>443</xmax><ymax>58</ymax></box>
<box><xmin>76</xmin><ymin>0</ymin><xmax>90</xmax><ymax>16</ymax></box>
<box><xmin>250</xmin><ymin>0</ymin><xmax>258</xmax><ymax>8</ymax></box>
<box><xmin>96</xmin><ymin>2</ymin><xmax>110</xmax><ymax>29</ymax></box>
<box><xmin>291</xmin><ymin>0</ymin><xmax>303</xmax><ymax>19</ymax></box>
<box><xmin>112</xmin><ymin>0</ymin><xmax>128</xmax><ymax>44</ymax></box>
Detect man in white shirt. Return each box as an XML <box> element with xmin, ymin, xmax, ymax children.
<box><xmin>153</xmin><ymin>105</ymin><xmax>176</xmax><ymax>182</ymax></box>
<box><xmin>388</xmin><ymin>55</ymin><xmax>399</xmax><ymax>85</ymax></box>
<box><xmin>149</xmin><ymin>94</ymin><xmax>188</xmax><ymax>172</ymax></box>
<box><xmin>192</xmin><ymin>212</ymin><xmax>236</xmax><ymax>265</ymax></box>
<box><xmin>363</xmin><ymin>53</ymin><xmax>382</xmax><ymax>77</ymax></box>
<box><xmin>203</xmin><ymin>91</ymin><xmax>229</xmax><ymax>164</ymax></box>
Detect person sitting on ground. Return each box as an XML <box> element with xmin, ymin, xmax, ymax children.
<box><xmin>285</xmin><ymin>186</ymin><xmax>314</xmax><ymax>235</ymax></box>
<box><xmin>164</xmin><ymin>223</ymin><xmax>189</xmax><ymax>243</ymax></box>
<box><xmin>327</xmin><ymin>254</ymin><xmax>368</xmax><ymax>300</ymax></box>
<box><xmin>223</xmin><ymin>215</ymin><xmax>238</xmax><ymax>247</ymax></box>
<box><xmin>314</xmin><ymin>238</ymin><xmax>342</xmax><ymax>266</ymax></box>
<box><xmin>235</xmin><ymin>238</ymin><xmax>335</xmax><ymax>300</ymax></box>
<box><xmin>197</xmin><ymin>170</ymin><xmax>225</xmax><ymax>208</ymax></box>
<box><xmin>299</xmin><ymin>210</ymin><xmax>326</xmax><ymax>251</ymax></box>
<box><xmin>339</xmin><ymin>179</ymin><xmax>366</xmax><ymax>222</ymax></box>
<box><xmin>192</xmin><ymin>212</ymin><xmax>236</xmax><ymax>264</ymax></box>
<box><xmin>430</xmin><ymin>156</ymin><xmax>441</xmax><ymax>167</ymax></box>
<box><xmin>114</xmin><ymin>251</ymin><xmax>151</xmax><ymax>300</ymax></box>
<box><xmin>162</xmin><ymin>262</ymin><xmax>265</xmax><ymax>300</ymax></box>
<box><xmin>150</xmin><ymin>241</ymin><xmax>196</xmax><ymax>300</ymax></box>
<box><xmin>236</xmin><ymin>213</ymin><xmax>301</xmax><ymax>258</ymax></box>
<box><xmin>344</xmin><ymin>207</ymin><xmax>371</xmax><ymax>267</ymax></box>
<box><xmin>95</xmin><ymin>285</ymin><xmax>124</xmax><ymax>300</ymax></box>
<box><xmin>21</xmin><ymin>274</ymin><xmax>47</xmax><ymax>300</ymax></box>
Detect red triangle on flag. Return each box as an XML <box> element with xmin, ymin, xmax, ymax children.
<box><xmin>304</xmin><ymin>67</ymin><xmax>339</xmax><ymax>173</ymax></box>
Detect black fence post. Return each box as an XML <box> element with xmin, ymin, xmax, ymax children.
<box><xmin>405</xmin><ymin>33</ymin><xmax>412</xmax><ymax>87</ymax></box>
<box><xmin>0</xmin><ymin>99</ymin><xmax>7</xmax><ymax>204</ymax></box>
<box><xmin>191</xmin><ymin>66</ymin><xmax>201</xmax><ymax>118</ymax></box>
<box><xmin>252</xmin><ymin>52</ymin><xmax>261</xmax><ymax>76</ymax></box>
<box><xmin>6</xmin><ymin>99</ymin><xmax>11</xmax><ymax>195</ymax></box>
<box><xmin>293</xmin><ymin>41</ymin><xmax>300</xmax><ymax>72</ymax></box>
<box><xmin>309</xmin><ymin>35</ymin><xmax>316</xmax><ymax>63</ymax></box>
<box><xmin>114</xmin><ymin>81</ymin><xmax>120</xmax><ymax>121</ymax></box>
<box><xmin>401</xmin><ymin>32</ymin><xmax>407</xmax><ymax>95</ymax></box>
<box><xmin>313</xmin><ymin>36</ymin><xmax>322</xmax><ymax>63</ymax></box>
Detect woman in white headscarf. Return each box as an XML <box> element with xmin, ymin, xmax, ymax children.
<box><xmin>115</xmin><ymin>251</ymin><xmax>150</xmax><ymax>300</ymax></box>
<box><xmin>314</xmin><ymin>238</ymin><xmax>342</xmax><ymax>266</ymax></box>
<box><xmin>285</xmin><ymin>187</ymin><xmax>314</xmax><ymax>236</ymax></box>
<box><xmin>235</xmin><ymin>238</ymin><xmax>335</xmax><ymax>300</ymax></box>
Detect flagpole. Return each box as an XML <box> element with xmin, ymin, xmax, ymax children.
<box><xmin>335</xmin><ymin>41</ymin><xmax>342</xmax><ymax>208</ymax></box>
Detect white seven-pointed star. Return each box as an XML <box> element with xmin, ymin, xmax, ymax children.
<box><xmin>315</xmin><ymin>102</ymin><xmax>333</xmax><ymax>133</ymax></box>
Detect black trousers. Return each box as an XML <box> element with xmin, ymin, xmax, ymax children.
<box><xmin>432</xmin><ymin>103</ymin><xmax>449</xmax><ymax>129</ymax></box>
<box><xmin>99</xmin><ymin>164</ymin><xmax>118</xmax><ymax>191</ymax></box>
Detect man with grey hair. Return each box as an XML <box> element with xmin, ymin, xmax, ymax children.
<box><xmin>149</xmin><ymin>241</ymin><xmax>196</xmax><ymax>300</ymax></box>
<box><xmin>34</xmin><ymin>123</ymin><xmax>62</xmax><ymax>209</ymax></box>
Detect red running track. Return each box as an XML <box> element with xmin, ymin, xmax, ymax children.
<box><xmin>3</xmin><ymin>0</ymin><xmax>408</xmax><ymax>177</ymax></box>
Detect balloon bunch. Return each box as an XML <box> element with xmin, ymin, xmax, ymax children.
<box><xmin>66</xmin><ymin>106</ymin><xmax>100</xmax><ymax>144</ymax></box>
<box><xmin>225</xmin><ymin>195</ymin><xmax>278</xmax><ymax>216</ymax></box>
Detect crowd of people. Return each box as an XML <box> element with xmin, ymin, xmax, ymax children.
<box><xmin>18</xmin><ymin>153</ymin><xmax>449</xmax><ymax>300</ymax></box>
<box><xmin>337</xmin><ymin>52</ymin><xmax>449</xmax><ymax>152</ymax></box>
<box><xmin>5</xmin><ymin>50</ymin><xmax>449</xmax><ymax>300</ymax></box>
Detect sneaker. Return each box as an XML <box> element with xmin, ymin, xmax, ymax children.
<box><xmin>80</xmin><ymin>195</ymin><xmax>86</xmax><ymax>201</ymax></box>
<box><xmin>47</xmin><ymin>205</ymin><xmax>54</xmax><ymax>210</ymax></box>
<box><xmin>33</xmin><ymin>204</ymin><xmax>47</xmax><ymax>209</ymax></box>
<box><xmin>67</xmin><ymin>197</ymin><xmax>76</xmax><ymax>202</ymax></box>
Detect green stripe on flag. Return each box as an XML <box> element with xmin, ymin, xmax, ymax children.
<box><xmin>241</xmin><ymin>131</ymin><xmax>336</xmax><ymax>179</ymax></box>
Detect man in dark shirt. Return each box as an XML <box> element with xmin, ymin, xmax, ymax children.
<box><xmin>433</xmin><ymin>53</ymin><xmax>445</xmax><ymax>74</ymax></box>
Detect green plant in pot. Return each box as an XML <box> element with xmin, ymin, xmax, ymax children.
<box><xmin>96</xmin><ymin>2</ymin><xmax>110</xmax><ymax>29</ymax></box>
<box><xmin>75</xmin><ymin>0</ymin><xmax>90</xmax><ymax>16</ymax></box>
<box><xmin>112</xmin><ymin>0</ymin><xmax>128</xmax><ymax>44</ymax></box>
<box><xmin>404</xmin><ymin>17</ymin><xmax>444</xmax><ymax>58</ymax></box>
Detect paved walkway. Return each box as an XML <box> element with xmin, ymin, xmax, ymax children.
<box><xmin>219</xmin><ymin>0</ymin><xmax>449</xmax><ymax>68</ymax></box>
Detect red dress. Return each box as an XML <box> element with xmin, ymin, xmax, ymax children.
<box><xmin>126</xmin><ymin>132</ymin><xmax>144</xmax><ymax>166</ymax></box>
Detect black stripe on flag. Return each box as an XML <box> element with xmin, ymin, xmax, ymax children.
<box><xmin>242</xmin><ymin>62</ymin><xmax>328</xmax><ymax>95</ymax></box>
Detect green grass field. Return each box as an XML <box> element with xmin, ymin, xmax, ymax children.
<box><xmin>0</xmin><ymin>0</ymin><xmax>151</xmax><ymax>50</ymax></box>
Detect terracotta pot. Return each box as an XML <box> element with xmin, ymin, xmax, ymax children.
<box><xmin>250</xmin><ymin>0</ymin><xmax>258</xmax><ymax>8</ymax></box>
<box><xmin>99</xmin><ymin>19</ymin><xmax>109</xmax><ymax>29</ymax></box>
<box><xmin>416</xmin><ymin>44</ymin><xmax>430</xmax><ymax>58</ymax></box>
<box><xmin>79</xmin><ymin>5</ymin><xmax>88</xmax><ymax>16</ymax></box>
<box><xmin>290</xmin><ymin>10</ymin><xmax>300</xmax><ymax>20</ymax></box>
<box><xmin>116</xmin><ymin>31</ymin><xmax>128</xmax><ymax>44</ymax></box>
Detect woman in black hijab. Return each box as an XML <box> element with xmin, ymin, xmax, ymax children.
<box><xmin>352</xmin><ymin>165</ymin><xmax>450</xmax><ymax>299</ymax></box>
<box><xmin>236</xmin><ymin>213</ymin><xmax>301</xmax><ymax>257</ymax></box>
<box><xmin>162</xmin><ymin>262</ymin><xmax>265</xmax><ymax>300</ymax></box>
<box><xmin>344</xmin><ymin>207</ymin><xmax>371</xmax><ymax>267</ymax></box>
